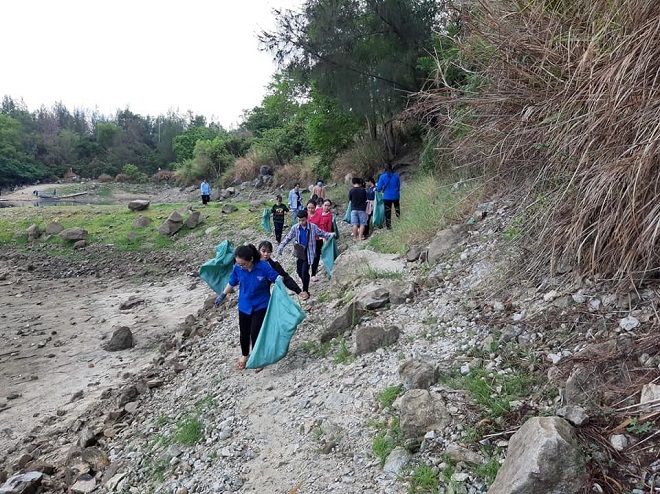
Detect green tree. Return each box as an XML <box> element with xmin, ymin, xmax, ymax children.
<box><xmin>260</xmin><ymin>0</ymin><xmax>441</xmax><ymax>154</ymax></box>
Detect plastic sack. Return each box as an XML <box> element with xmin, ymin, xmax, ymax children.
<box><xmin>332</xmin><ymin>214</ymin><xmax>340</xmax><ymax>239</ymax></box>
<box><xmin>372</xmin><ymin>192</ymin><xmax>385</xmax><ymax>228</ymax></box>
<box><xmin>343</xmin><ymin>201</ymin><xmax>352</xmax><ymax>223</ymax></box>
<box><xmin>246</xmin><ymin>277</ymin><xmax>306</xmax><ymax>368</ymax></box>
<box><xmin>199</xmin><ymin>240</ymin><xmax>235</xmax><ymax>295</ymax></box>
<box><xmin>261</xmin><ymin>208</ymin><xmax>272</xmax><ymax>232</ymax></box>
<box><xmin>321</xmin><ymin>236</ymin><xmax>339</xmax><ymax>279</ymax></box>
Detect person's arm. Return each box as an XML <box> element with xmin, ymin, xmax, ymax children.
<box><xmin>278</xmin><ymin>225</ymin><xmax>296</xmax><ymax>254</ymax></box>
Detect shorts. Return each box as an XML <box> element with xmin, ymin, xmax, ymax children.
<box><xmin>350</xmin><ymin>210</ymin><xmax>368</xmax><ymax>226</ymax></box>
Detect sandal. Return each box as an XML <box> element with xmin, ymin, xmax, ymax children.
<box><xmin>300</xmin><ymin>291</ymin><xmax>310</xmax><ymax>300</ymax></box>
<box><xmin>237</xmin><ymin>356</ymin><xmax>248</xmax><ymax>370</ymax></box>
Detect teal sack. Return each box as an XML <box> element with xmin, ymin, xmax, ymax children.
<box><xmin>332</xmin><ymin>215</ymin><xmax>340</xmax><ymax>239</ymax></box>
<box><xmin>373</xmin><ymin>192</ymin><xmax>385</xmax><ymax>227</ymax></box>
<box><xmin>321</xmin><ymin>236</ymin><xmax>339</xmax><ymax>279</ymax></box>
<box><xmin>199</xmin><ymin>240</ymin><xmax>235</xmax><ymax>294</ymax></box>
<box><xmin>261</xmin><ymin>208</ymin><xmax>272</xmax><ymax>232</ymax></box>
<box><xmin>343</xmin><ymin>201</ymin><xmax>352</xmax><ymax>223</ymax></box>
<box><xmin>246</xmin><ymin>277</ymin><xmax>306</xmax><ymax>369</ymax></box>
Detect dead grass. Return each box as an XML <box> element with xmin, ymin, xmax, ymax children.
<box><xmin>414</xmin><ymin>0</ymin><xmax>660</xmax><ymax>286</ymax></box>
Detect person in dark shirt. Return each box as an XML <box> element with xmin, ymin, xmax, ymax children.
<box><xmin>364</xmin><ymin>177</ymin><xmax>376</xmax><ymax>238</ymax></box>
<box><xmin>258</xmin><ymin>241</ymin><xmax>302</xmax><ymax>296</ymax></box>
<box><xmin>270</xmin><ymin>195</ymin><xmax>289</xmax><ymax>243</ymax></box>
<box><xmin>348</xmin><ymin>177</ymin><xmax>368</xmax><ymax>241</ymax></box>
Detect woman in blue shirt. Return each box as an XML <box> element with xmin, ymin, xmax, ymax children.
<box><xmin>216</xmin><ymin>245</ymin><xmax>280</xmax><ymax>370</ymax></box>
<box><xmin>376</xmin><ymin>164</ymin><xmax>401</xmax><ymax>229</ymax></box>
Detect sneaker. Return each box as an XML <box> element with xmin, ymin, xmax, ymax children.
<box><xmin>311</xmin><ymin>276</ymin><xmax>319</xmax><ymax>282</ymax></box>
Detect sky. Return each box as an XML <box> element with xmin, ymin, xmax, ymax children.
<box><xmin>1</xmin><ymin>0</ymin><xmax>302</xmax><ymax>129</ymax></box>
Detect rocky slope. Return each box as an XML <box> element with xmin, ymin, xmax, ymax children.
<box><xmin>1</xmin><ymin>194</ymin><xmax>659</xmax><ymax>494</ymax></box>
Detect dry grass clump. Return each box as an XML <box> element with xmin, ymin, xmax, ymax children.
<box><xmin>416</xmin><ymin>0</ymin><xmax>660</xmax><ymax>285</ymax></box>
<box><xmin>233</xmin><ymin>156</ymin><xmax>262</xmax><ymax>181</ymax></box>
<box><xmin>332</xmin><ymin>140</ymin><xmax>387</xmax><ymax>183</ymax></box>
<box><xmin>272</xmin><ymin>159</ymin><xmax>316</xmax><ymax>189</ymax></box>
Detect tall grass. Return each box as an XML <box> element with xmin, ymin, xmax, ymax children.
<box><xmin>369</xmin><ymin>174</ymin><xmax>481</xmax><ymax>254</ymax></box>
<box><xmin>415</xmin><ymin>0</ymin><xmax>660</xmax><ymax>284</ymax></box>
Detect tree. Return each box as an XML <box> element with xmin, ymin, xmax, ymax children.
<box><xmin>260</xmin><ymin>0</ymin><xmax>442</xmax><ymax>153</ymax></box>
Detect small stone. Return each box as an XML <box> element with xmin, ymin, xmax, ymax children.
<box><xmin>619</xmin><ymin>316</ymin><xmax>640</xmax><ymax>331</ymax></box>
<box><xmin>610</xmin><ymin>434</ymin><xmax>628</xmax><ymax>451</ymax></box>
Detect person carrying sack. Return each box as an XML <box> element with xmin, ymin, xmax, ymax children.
<box><xmin>278</xmin><ymin>209</ymin><xmax>335</xmax><ymax>300</ymax></box>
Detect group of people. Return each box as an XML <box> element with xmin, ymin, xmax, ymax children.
<box><xmin>211</xmin><ymin>164</ymin><xmax>401</xmax><ymax>372</ymax></box>
<box><xmin>348</xmin><ymin>164</ymin><xmax>401</xmax><ymax>240</ymax></box>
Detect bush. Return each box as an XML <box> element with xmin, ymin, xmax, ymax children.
<box><xmin>332</xmin><ymin>140</ymin><xmax>387</xmax><ymax>183</ymax></box>
<box><xmin>98</xmin><ymin>174</ymin><xmax>114</xmax><ymax>183</ymax></box>
<box><xmin>234</xmin><ymin>156</ymin><xmax>262</xmax><ymax>181</ymax></box>
<box><xmin>114</xmin><ymin>173</ymin><xmax>130</xmax><ymax>183</ymax></box>
<box><xmin>152</xmin><ymin>170</ymin><xmax>176</xmax><ymax>182</ymax></box>
<box><xmin>273</xmin><ymin>157</ymin><xmax>316</xmax><ymax>189</ymax></box>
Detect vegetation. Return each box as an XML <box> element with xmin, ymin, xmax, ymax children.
<box><xmin>408</xmin><ymin>463</ymin><xmax>439</xmax><ymax>494</ymax></box>
<box><xmin>378</xmin><ymin>385</ymin><xmax>403</xmax><ymax>410</ymax></box>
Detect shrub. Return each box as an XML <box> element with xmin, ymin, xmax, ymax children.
<box><xmin>114</xmin><ymin>173</ymin><xmax>130</xmax><ymax>183</ymax></box>
<box><xmin>152</xmin><ymin>170</ymin><xmax>176</xmax><ymax>182</ymax></box>
<box><xmin>98</xmin><ymin>173</ymin><xmax>114</xmax><ymax>183</ymax></box>
<box><xmin>234</xmin><ymin>156</ymin><xmax>262</xmax><ymax>181</ymax></box>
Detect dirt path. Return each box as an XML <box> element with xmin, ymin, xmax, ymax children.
<box><xmin>0</xmin><ymin>263</ymin><xmax>209</xmax><ymax>454</ymax></box>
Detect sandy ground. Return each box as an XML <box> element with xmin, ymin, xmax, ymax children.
<box><xmin>0</xmin><ymin>183</ymin><xmax>211</xmax><ymax>453</ymax></box>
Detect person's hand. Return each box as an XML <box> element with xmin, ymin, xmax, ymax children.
<box><xmin>214</xmin><ymin>293</ymin><xmax>226</xmax><ymax>307</ymax></box>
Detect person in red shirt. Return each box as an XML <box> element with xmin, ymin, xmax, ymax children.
<box><xmin>310</xmin><ymin>198</ymin><xmax>334</xmax><ymax>281</ymax></box>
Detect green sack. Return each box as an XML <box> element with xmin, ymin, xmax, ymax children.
<box><xmin>332</xmin><ymin>214</ymin><xmax>340</xmax><ymax>239</ymax></box>
<box><xmin>373</xmin><ymin>192</ymin><xmax>385</xmax><ymax>228</ymax></box>
<box><xmin>199</xmin><ymin>240</ymin><xmax>235</xmax><ymax>294</ymax></box>
<box><xmin>321</xmin><ymin>236</ymin><xmax>339</xmax><ymax>279</ymax></box>
<box><xmin>246</xmin><ymin>277</ymin><xmax>306</xmax><ymax>369</ymax></box>
<box><xmin>261</xmin><ymin>208</ymin><xmax>272</xmax><ymax>233</ymax></box>
<box><xmin>343</xmin><ymin>201</ymin><xmax>352</xmax><ymax>223</ymax></box>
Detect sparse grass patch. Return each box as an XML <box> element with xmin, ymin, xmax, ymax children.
<box><xmin>378</xmin><ymin>385</ymin><xmax>403</xmax><ymax>410</ymax></box>
<box><xmin>175</xmin><ymin>417</ymin><xmax>204</xmax><ymax>446</ymax></box>
<box><xmin>371</xmin><ymin>418</ymin><xmax>404</xmax><ymax>466</ymax></box>
<box><xmin>368</xmin><ymin>174</ymin><xmax>481</xmax><ymax>255</ymax></box>
<box><xmin>474</xmin><ymin>454</ymin><xmax>501</xmax><ymax>484</ymax></box>
<box><xmin>364</xmin><ymin>265</ymin><xmax>403</xmax><ymax>280</ymax></box>
<box><xmin>333</xmin><ymin>337</ymin><xmax>354</xmax><ymax>365</ymax></box>
<box><xmin>301</xmin><ymin>340</ymin><xmax>332</xmax><ymax>358</ymax></box>
<box><xmin>408</xmin><ymin>463</ymin><xmax>439</xmax><ymax>494</ymax></box>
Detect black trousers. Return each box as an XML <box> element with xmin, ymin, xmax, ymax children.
<box><xmin>274</xmin><ymin>222</ymin><xmax>284</xmax><ymax>242</ymax></box>
<box><xmin>238</xmin><ymin>307</ymin><xmax>267</xmax><ymax>357</ymax></box>
<box><xmin>296</xmin><ymin>259</ymin><xmax>310</xmax><ymax>292</ymax></box>
<box><xmin>311</xmin><ymin>239</ymin><xmax>323</xmax><ymax>276</ymax></box>
<box><xmin>201</xmin><ymin>194</ymin><xmax>210</xmax><ymax>205</ymax></box>
<box><xmin>383</xmin><ymin>199</ymin><xmax>400</xmax><ymax>229</ymax></box>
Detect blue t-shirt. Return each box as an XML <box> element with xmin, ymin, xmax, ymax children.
<box><xmin>228</xmin><ymin>260</ymin><xmax>280</xmax><ymax>314</ymax></box>
<box><xmin>377</xmin><ymin>172</ymin><xmax>400</xmax><ymax>200</ymax></box>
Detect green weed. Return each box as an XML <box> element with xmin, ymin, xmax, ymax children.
<box><xmin>364</xmin><ymin>265</ymin><xmax>403</xmax><ymax>280</ymax></box>
<box><xmin>408</xmin><ymin>464</ymin><xmax>439</xmax><ymax>494</ymax></box>
<box><xmin>334</xmin><ymin>337</ymin><xmax>354</xmax><ymax>365</ymax></box>
<box><xmin>627</xmin><ymin>418</ymin><xmax>654</xmax><ymax>435</ymax></box>
<box><xmin>175</xmin><ymin>417</ymin><xmax>204</xmax><ymax>446</ymax></box>
<box><xmin>378</xmin><ymin>385</ymin><xmax>403</xmax><ymax>410</ymax></box>
<box><xmin>474</xmin><ymin>455</ymin><xmax>501</xmax><ymax>484</ymax></box>
<box><xmin>301</xmin><ymin>340</ymin><xmax>332</xmax><ymax>358</ymax></box>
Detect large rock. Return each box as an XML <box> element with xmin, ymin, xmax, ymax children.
<box><xmin>399</xmin><ymin>389</ymin><xmax>452</xmax><ymax>440</ymax></box>
<box><xmin>158</xmin><ymin>211</ymin><xmax>183</xmax><ymax>236</ymax></box>
<box><xmin>45</xmin><ymin>222</ymin><xmax>63</xmax><ymax>235</ymax></box>
<box><xmin>132</xmin><ymin>215</ymin><xmax>152</xmax><ymax>228</ymax></box>
<box><xmin>221</xmin><ymin>204</ymin><xmax>238</xmax><ymax>214</ymax></box>
<box><xmin>59</xmin><ymin>227</ymin><xmax>88</xmax><ymax>242</ymax></box>
<box><xmin>487</xmin><ymin>417</ymin><xmax>587</xmax><ymax>494</ymax></box>
<box><xmin>427</xmin><ymin>226</ymin><xmax>464</xmax><ymax>264</ymax></box>
<box><xmin>389</xmin><ymin>281</ymin><xmax>415</xmax><ymax>304</ymax></box>
<box><xmin>26</xmin><ymin>224</ymin><xmax>41</xmax><ymax>241</ymax></box>
<box><xmin>127</xmin><ymin>200</ymin><xmax>150</xmax><ymax>211</ymax></box>
<box><xmin>184</xmin><ymin>211</ymin><xmax>202</xmax><ymax>228</ymax></box>
<box><xmin>104</xmin><ymin>327</ymin><xmax>134</xmax><ymax>351</ymax></box>
<box><xmin>399</xmin><ymin>359</ymin><xmax>436</xmax><ymax>390</ymax></box>
<box><xmin>355</xmin><ymin>325</ymin><xmax>400</xmax><ymax>355</ymax></box>
<box><xmin>355</xmin><ymin>284</ymin><xmax>390</xmax><ymax>310</ymax></box>
<box><xmin>0</xmin><ymin>471</ymin><xmax>43</xmax><ymax>494</ymax></box>
<box><xmin>320</xmin><ymin>302</ymin><xmax>364</xmax><ymax>343</ymax></box>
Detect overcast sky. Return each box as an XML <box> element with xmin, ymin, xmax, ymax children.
<box><xmin>1</xmin><ymin>0</ymin><xmax>302</xmax><ymax>128</ymax></box>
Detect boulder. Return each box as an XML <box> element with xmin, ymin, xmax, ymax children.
<box><xmin>45</xmin><ymin>222</ymin><xmax>63</xmax><ymax>235</ymax></box>
<box><xmin>399</xmin><ymin>389</ymin><xmax>452</xmax><ymax>440</ymax></box>
<box><xmin>104</xmin><ymin>327</ymin><xmax>134</xmax><ymax>351</ymax></box>
<box><xmin>132</xmin><ymin>215</ymin><xmax>152</xmax><ymax>228</ymax></box>
<box><xmin>405</xmin><ymin>246</ymin><xmax>423</xmax><ymax>262</ymax></box>
<box><xmin>184</xmin><ymin>211</ymin><xmax>202</xmax><ymax>228</ymax></box>
<box><xmin>158</xmin><ymin>211</ymin><xmax>183</xmax><ymax>236</ymax></box>
<box><xmin>221</xmin><ymin>204</ymin><xmax>238</xmax><ymax>214</ymax></box>
<box><xmin>320</xmin><ymin>302</ymin><xmax>364</xmax><ymax>343</ymax></box>
<box><xmin>389</xmin><ymin>281</ymin><xmax>415</xmax><ymax>304</ymax></box>
<box><xmin>0</xmin><ymin>471</ymin><xmax>43</xmax><ymax>494</ymax></box>
<box><xmin>399</xmin><ymin>359</ymin><xmax>436</xmax><ymax>390</ymax></box>
<box><xmin>355</xmin><ymin>284</ymin><xmax>390</xmax><ymax>310</ymax></box>
<box><xmin>330</xmin><ymin>251</ymin><xmax>404</xmax><ymax>291</ymax></box>
<box><xmin>26</xmin><ymin>224</ymin><xmax>41</xmax><ymax>241</ymax></box>
<box><xmin>355</xmin><ymin>325</ymin><xmax>400</xmax><ymax>355</ymax></box>
<box><xmin>59</xmin><ymin>227</ymin><xmax>88</xmax><ymax>242</ymax></box>
<box><xmin>427</xmin><ymin>226</ymin><xmax>464</xmax><ymax>264</ymax></box>
<box><xmin>488</xmin><ymin>417</ymin><xmax>587</xmax><ymax>494</ymax></box>
<box><xmin>127</xmin><ymin>200</ymin><xmax>150</xmax><ymax>211</ymax></box>
<box><xmin>73</xmin><ymin>240</ymin><xmax>87</xmax><ymax>249</ymax></box>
